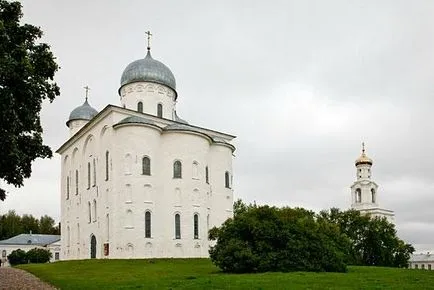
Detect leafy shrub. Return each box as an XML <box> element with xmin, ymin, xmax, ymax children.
<box><xmin>7</xmin><ymin>249</ymin><xmax>27</xmax><ymax>266</ymax></box>
<box><xmin>26</xmin><ymin>248</ymin><xmax>52</xmax><ymax>264</ymax></box>
<box><xmin>7</xmin><ymin>248</ymin><xmax>52</xmax><ymax>265</ymax></box>
<box><xmin>209</xmin><ymin>205</ymin><xmax>349</xmax><ymax>273</ymax></box>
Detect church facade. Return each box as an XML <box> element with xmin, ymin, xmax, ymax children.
<box><xmin>350</xmin><ymin>144</ymin><xmax>394</xmax><ymax>222</ymax></box>
<box><xmin>57</xmin><ymin>43</ymin><xmax>235</xmax><ymax>259</ymax></box>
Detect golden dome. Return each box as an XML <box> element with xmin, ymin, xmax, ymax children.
<box><xmin>355</xmin><ymin>143</ymin><xmax>373</xmax><ymax>166</ymax></box>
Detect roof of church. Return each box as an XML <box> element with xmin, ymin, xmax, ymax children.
<box><xmin>67</xmin><ymin>99</ymin><xmax>98</xmax><ymax>126</ymax></box>
<box><xmin>115</xmin><ymin>115</ymin><xmax>159</xmax><ymax>127</ymax></box>
<box><xmin>120</xmin><ymin>51</ymin><xmax>176</xmax><ymax>96</ymax></box>
<box><xmin>411</xmin><ymin>253</ymin><xmax>434</xmax><ymax>262</ymax></box>
<box><xmin>0</xmin><ymin>234</ymin><xmax>60</xmax><ymax>246</ymax></box>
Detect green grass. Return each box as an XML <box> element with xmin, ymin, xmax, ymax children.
<box><xmin>18</xmin><ymin>259</ymin><xmax>434</xmax><ymax>290</ymax></box>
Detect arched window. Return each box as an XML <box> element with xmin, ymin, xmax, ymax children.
<box><xmin>137</xmin><ymin>102</ymin><xmax>143</xmax><ymax>113</ymax></box>
<box><xmin>205</xmin><ymin>166</ymin><xmax>209</xmax><ymax>184</ymax></box>
<box><xmin>92</xmin><ymin>158</ymin><xmax>96</xmax><ymax>186</ymax></box>
<box><xmin>88</xmin><ymin>202</ymin><xmax>91</xmax><ymax>223</ymax></box>
<box><xmin>87</xmin><ymin>162</ymin><xmax>91</xmax><ymax>189</ymax></box>
<box><xmin>175</xmin><ymin>213</ymin><xmax>181</xmax><ymax>239</ymax></box>
<box><xmin>225</xmin><ymin>171</ymin><xmax>230</xmax><ymax>188</ymax></box>
<box><xmin>105</xmin><ymin>151</ymin><xmax>109</xmax><ymax>181</ymax></box>
<box><xmin>75</xmin><ymin>170</ymin><xmax>79</xmax><ymax>195</ymax></box>
<box><xmin>355</xmin><ymin>188</ymin><xmax>362</xmax><ymax>203</ymax></box>
<box><xmin>145</xmin><ymin>211</ymin><xmax>151</xmax><ymax>238</ymax></box>
<box><xmin>157</xmin><ymin>103</ymin><xmax>163</xmax><ymax>118</ymax></box>
<box><xmin>371</xmin><ymin>188</ymin><xmax>376</xmax><ymax>203</ymax></box>
<box><xmin>194</xmin><ymin>214</ymin><xmax>199</xmax><ymax>239</ymax></box>
<box><xmin>192</xmin><ymin>161</ymin><xmax>198</xmax><ymax>179</ymax></box>
<box><xmin>142</xmin><ymin>157</ymin><xmax>151</xmax><ymax>175</ymax></box>
<box><xmin>173</xmin><ymin>160</ymin><xmax>182</xmax><ymax>179</ymax></box>
<box><xmin>93</xmin><ymin>199</ymin><xmax>97</xmax><ymax>222</ymax></box>
<box><xmin>66</xmin><ymin>176</ymin><xmax>70</xmax><ymax>200</ymax></box>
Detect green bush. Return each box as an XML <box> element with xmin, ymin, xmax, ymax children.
<box><xmin>7</xmin><ymin>249</ymin><xmax>27</xmax><ymax>266</ymax></box>
<box><xmin>26</xmin><ymin>248</ymin><xmax>52</xmax><ymax>264</ymax></box>
<box><xmin>7</xmin><ymin>248</ymin><xmax>52</xmax><ymax>265</ymax></box>
<box><xmin>209</xmin><ymin>205</ymin><xmax>349</xmax><ymax>273</ymax></box>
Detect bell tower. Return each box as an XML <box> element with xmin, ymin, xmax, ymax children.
<box><xmin>350</xmin><ymin>143</ymin><xmax>395</xmax><ymax>222</ymax></box>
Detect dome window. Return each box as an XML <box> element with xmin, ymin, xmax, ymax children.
<box><xmin>157</xmin><ymin>104</ymin><xmax>163</xmax><ymax>118</ymax></box>
<box><xmin>137</xmin><ymin>102</ymin><xmax>143</xmax><ymax>113</ymax></box>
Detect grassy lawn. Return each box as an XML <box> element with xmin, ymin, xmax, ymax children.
<box><xmin>18</xmin><ymin>258</ymin><xmax>434</xmax><ymax>290</ymax></box>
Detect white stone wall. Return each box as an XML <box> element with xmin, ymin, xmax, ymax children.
<box><xmin>59</xmin><ymin>106</ymin><xmax>235</xmax><ymax>260</ymax></box>
<box><xmin>409</xmin><ymin>262</ymin><xmax>434</xmax><ymax>270</ymax></box>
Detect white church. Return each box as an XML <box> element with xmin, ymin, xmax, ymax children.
<box><xmin>350</xmin><ymin>144</ymin><xmax>394</xmax><ymax>222</ymax></box>
<box><xmin>57</xmin><ymin>36</ymin><xmax>235</xmax><ymax>259</ymax></box>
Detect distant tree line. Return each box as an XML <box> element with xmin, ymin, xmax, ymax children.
<box><xmin>0</xmin><ymin>210</ymin><xmax>60</xmax><ymax>240</ymax></box>
<box><xmin>209</xmin><ymin>200</ymin><xmax>414</xmax><ymax>273</ymax></box>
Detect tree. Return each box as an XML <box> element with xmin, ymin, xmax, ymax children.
<box><xmin>7</xmin><ymin>248</ymin><xmax>26</xmax><ymax>265</ymax></box>
<box><xmin>0</xmin><ymin>211</ymin><xmax>59</xmax><ymax>240</ymax></box>
<box><xmin>0</xmin><ymin>1</ymin><xmax>60</xmax><ymax>201</ymax></box>
<box><xmin>26</xmin><ymin>247</ymin><xmax>51</xmax><ymax>263</ymax></box>
<box><xmin>209</xmin><ymin>204</ymin><xmax>349</xmax><ymax>273</ymax></box>
<box><xmin>318</xmin><ymin>208</ymin><xmax>414</xmax><ymax>268</ymax></box>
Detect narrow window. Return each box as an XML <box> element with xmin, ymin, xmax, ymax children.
<box><xmin>422</xmin><ymin>264</ymin><xmax>425</xmax><ymax>269</ymax></box>
<box><xmin>371</xmin><ymin>188</ymin><xmax>376</xmax><ymax>203</ymax></box>
<box><xmin>1</xmin><ymin>250</ymin><xmax>6</xmax><ymax>258</ymax></box>
<box><xmin>145</xmin><ymin>211</ymin><xmax>151</xmax><ymax>238</ymax></box>
<box><xmin>205</xmin><ymin>166</ymin><xmax>209</xmax><ymax>184</ymax></box>
<box><xmin>137</xmin><ymin>102</ymin><xmax>143</xmax><ymax>113</ymax></box>
<box><xmin>428</xmin><ymin>264</ymin><xmax>432</xmax><ymax>270</ymax></box>
<box><xmin>157</xmin><ymin>103</ymin><xmax>163</xmax><ymax>118</ymax></box>
<box><xmin>105</xmin><ymin>151</ymin><xmax>109</xmax><ymax>181</ymax></box>
<box><xmin>87</xmin><ymin>162</ymin><xmax>91</xmax><ymax>189</ymax></box>
<box><xmin>175</xmin><ymin>214</ymin><xmax>181</xmax><ymax>239</ymax></box>
<box><xmin>67</xmin><ymin>226</ymin><xmax>70</xmax><ymax>247</ymax></box>
<box><xmin>93</xmin><ymin>199</ymin><xmax>97</xmax><ymax>222</ymax></box>
<box><xmin>225</xmin><ymin>171</ymin><xmax>230</xmax><ymax>188</ymax></box>
<box><xmin>415</xmin><ymin>264</ymin><xmax>418</xmax><ymax>269</ymax></box>
<box><xmin>75</xmin><ymin>170</ymin><xmax>79</xmax><ymax>195</ymax></box>
<box><xmin>77</xmin><ymin>223</ymin><xmax>80</xmax><ymax>243</ymax></box>
<box><xmin>142</xmin><ymin>157</ymin><xmax>151</xmax><ymax>175</ymax></box>
<box><xmin>66</xmin><ymin>176</ymin><xmax>70</xmax><ymax>200</ymax></box>
<box><xmin>173</xmin><ymin>160</ymin><xmax>182</xmax><ymax>179</ymax></box>
<box><xmin>194</xmin><ymin>214</ymin><xmax>199</xmax><ymax>239</ymax></box>
<box><xmin>93</xmin><ymin>158</ymin><xmax>96</xmax><ymax>186</ymax></box>
<box><xmin>88</xmin><ymin>202</ymin><xmax>91</xmax><ymax>223</ymax></box>
<box><xmin>355</xmin><ymin>188</ymin><xmax>362</xmax><ymax>203</ymax></box>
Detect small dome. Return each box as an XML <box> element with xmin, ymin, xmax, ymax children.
<box><xmin>355</xmin><ymin>145</ymin><xmax>373</xmax><ymax>166</ymax></box>
<box><xmin>115</xmin><ymin>115</ymin><xmax>158</xmax><ymax>127</ymax></box>
<box><xmin>120</xmin><ymin>51</ymin><xmax>176</xmax><ymax>94</ymax></box>
<box><xmin>67</xmin><ymin>100</ymin><xmax>98</xmax><ymax>126</ymax></box>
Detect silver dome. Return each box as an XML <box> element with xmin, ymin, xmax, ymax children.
<box><xmin>67</xmin><ymin>100</ymin><xmax>98</xmax><ymax>126</ymax></box>
<box><xmin>120</xmin><ymin>51</ymin><xmax>176</xmax><ymax>93</ymax></box>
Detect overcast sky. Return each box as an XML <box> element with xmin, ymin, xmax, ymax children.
<box><xmin>1</xmin><ymin>0</ymin><xmax>433</xmax><ymax>252</ymax></box>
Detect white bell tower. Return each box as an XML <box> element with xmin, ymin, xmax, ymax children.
<box><xmin>350</xmin><ymin>143</ymin><xmax>395</xmax><ymax>222</ymax></box>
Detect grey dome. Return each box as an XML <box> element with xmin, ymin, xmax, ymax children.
<box><xmin>67</xmin><ymin>100</ymin><xmax>98</xmax><ymax>125</ymax></box>
<box><xmin>120</xmin><ymin>51</ymin><xmax>176</xmax><ymax>93</ymax></box>
<box><xmin>115</xmin><ymin>116</ymin><xmax>160</xmax><ymax>128</ymax></box>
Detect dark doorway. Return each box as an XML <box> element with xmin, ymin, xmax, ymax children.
<box><xmin>90</xmin><ymin>235</ymin><xmax>96</xmax><ymax>259</ymax></box>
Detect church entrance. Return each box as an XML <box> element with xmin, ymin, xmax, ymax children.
<box><xmin>90</xmin><ymin>235</ymin><xmax>96</xmax><ymax>259</ymax></box>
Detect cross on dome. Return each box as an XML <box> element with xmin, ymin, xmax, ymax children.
<box><xmin>84</xmin><ymin>85</ymin><xmax>90</xmax><ymax>101</ymax></box>
<box><xmin>145</xmin><ymin>30</ymin><xmax>152</xmax><ymax>51</ymax></box>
